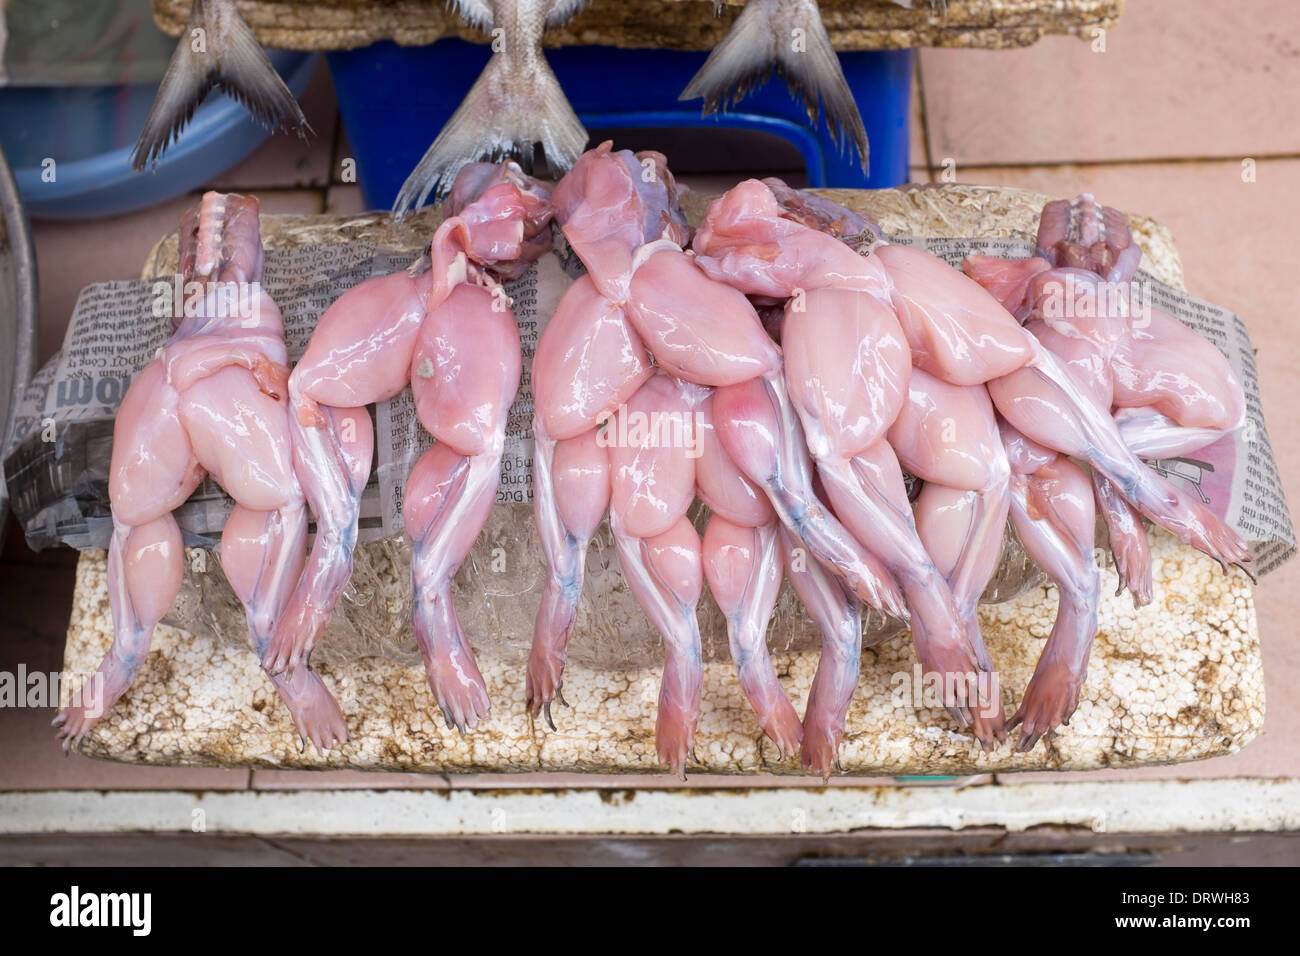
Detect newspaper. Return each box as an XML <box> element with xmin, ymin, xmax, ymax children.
<box><xmin>4</xmin><ymin>235</ymin><xmax>1295</xmax><ymax>578</ymax></box>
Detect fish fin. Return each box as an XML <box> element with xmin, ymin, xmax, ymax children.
<box><xmin>450</xmin><ymin>0</ymin><xmax>495</xmax><ymax>30</ymax></box>
<box><xmin>132</xmin><ymin>0</ymin><xmax>311</xmax><ymax>172</ymax></box>
<box><xmin>679</xmin><ymin>0</ymin><xmax>868</xmax><ymax>174</ymax></box>
<box><xmin>449</xmin><ymin>1</ymin><xmax>587</xmax><ymax>32</ymax></box>
<box><xmin>393</xmin><ymin>51</ymin><xmax>586</xmax><ymax>215</ymax></box>
<box><xmin>545</xmin><ymin>0</ymin><xmax>592</xmax><ymax>29</ymax></box>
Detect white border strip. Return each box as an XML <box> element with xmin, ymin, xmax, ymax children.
<box><xmin>3</xmin><ymin>779</ymin><xmax>1298</xmax><ymax>836</ymax></box>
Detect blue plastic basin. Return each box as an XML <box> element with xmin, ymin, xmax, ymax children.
<box><xmin>0</xmin><ymin>51</ymin><xmax>319</xmax><ymax>220</ymax></box>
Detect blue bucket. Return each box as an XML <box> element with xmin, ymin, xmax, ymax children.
<box><xmin>328</xmin><ymin>40</ymin><xmax>913</xmax><ymax>211</ymax></box>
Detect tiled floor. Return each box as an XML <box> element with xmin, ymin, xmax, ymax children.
<box><xmin>3</xmin><ymin>0</ymin><xmax>1298</xmax><ymax>795</ymax></box>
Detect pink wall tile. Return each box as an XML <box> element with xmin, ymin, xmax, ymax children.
<box><xmin>910</xmin><ymin>58</ymin><xmax>929</xmax><ymax>169</ymax></box>
<box><xmin>921</xmin><ymin>0</ymin><xmax>1300</xmax><ymax>166</ymax></box>
<box><xmin>0</xmin><ymin>706</ymin><xmax>252</xmax><ymax>792</ymax></box>
<box><xmin>0</xmin><ymin>564</ymin><xmax>251</xmax><ymax>791</ymax></box>
<box><xmin>324</xmin><ymin>184</ymin><xmax>366</xmax><ymax>216</ymax></box>
<box><xmin>253</xmin><ymin>769</ymin><xmax>449</xmax><ymax>790</ymax></box>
